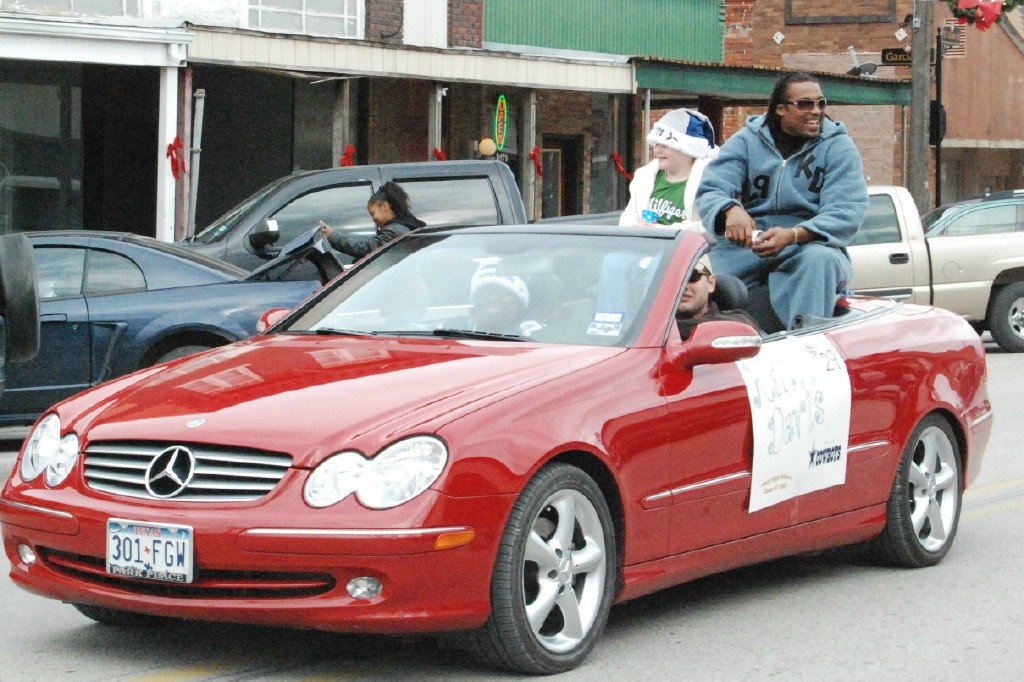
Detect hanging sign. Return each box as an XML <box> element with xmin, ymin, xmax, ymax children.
<box><xmin>494</xmin><ymin>95</ymin><xmax>508</xmax><ymax>150</ymax></box>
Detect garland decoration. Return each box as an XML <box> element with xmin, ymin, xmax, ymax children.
<box><xmin>948</xmin><ymin>0</ymin><xmax>1023</xmax><ymax>30</ymax></box>
<box><xmin>611</xmin><ymin>151</ymin><xmax>633</xmax><ymax>181</ymax></box>
<box><xmin>527</xmin><ymin>146</ymin><xmax>544</xmax><ymax>176</ymax></box>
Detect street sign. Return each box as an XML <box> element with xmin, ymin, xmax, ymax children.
<box><xmin>881</xmin><ymin>48</ymin><xmax>912</xmax><ymax>66</ymax></box>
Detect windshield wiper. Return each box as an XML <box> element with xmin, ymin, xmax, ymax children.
<box><xmin>429</xmin><ymin>328</ymin><xmax>524</xmax><ymax>342</ymax></box>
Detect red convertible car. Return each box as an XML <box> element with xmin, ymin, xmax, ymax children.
<box><xmin>1</xmin><ymin>225</ymin><xmax>992</xmax><ymax>674</ymax></box>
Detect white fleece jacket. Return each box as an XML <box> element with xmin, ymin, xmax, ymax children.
<box><xmin>619</xmin><ymin>157</ymin><xmax>712</xmax><ymax>235</ymax></box>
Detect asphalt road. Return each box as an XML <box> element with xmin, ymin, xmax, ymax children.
<box><xmin>0</xmin><ymin>342</ymin><xmax>1021</xmax><ymax>679</ymax></box>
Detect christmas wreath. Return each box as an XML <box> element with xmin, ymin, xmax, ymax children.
<box><xmin>948</xmin><ymin>0</ymin><xmax>1023</xmax><ymax>30</ymax></box>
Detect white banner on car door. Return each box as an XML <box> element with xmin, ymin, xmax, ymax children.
<box><xmin>737</xmin><ymin>334</ymin><xmax>852</xmax><ymax>512</ymax></box>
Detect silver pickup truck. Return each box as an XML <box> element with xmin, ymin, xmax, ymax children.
<box><xmin>848</xmin><ymin>186</ymin><xmax>1024</xmax><ymax>352</ymax></box>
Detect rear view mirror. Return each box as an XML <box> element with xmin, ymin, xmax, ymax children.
<box><xmin>249</xmin><ymin>219</ymin><xmax>281</xmax><ymax>251</ymax></box>
<box><xmin>673</xmin><ymin>320</ymin><xmax>761</xmax><ymax>369</ymax></box>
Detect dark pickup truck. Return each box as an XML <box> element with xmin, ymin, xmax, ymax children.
<box><xmin>180</xmin><ymin>160</ymin><xmax>527</xmax><ymax>271</ymax></box>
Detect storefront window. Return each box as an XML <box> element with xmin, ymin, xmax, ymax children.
<box><xmin>0</xmin><ymin>1</ymin><xmax>137</xmax><ymax>15</ymax></box>
<box><xmin>0</xmin><ymin>62</ymin><xmax>82</xmax><ymax>234</ymax></box>
<box><xmin>248</xmin><ymin>0</ymin><xmax>362</xmax><ymax>39</ymax></box>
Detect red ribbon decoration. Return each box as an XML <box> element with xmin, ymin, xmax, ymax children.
<box><xmin>432</xmin><ymin>147</ymin><xmax>448</xmax><ymax>161</ymax></box>
<box><xmin>339</xmin><ymin>144</ymin><xmax>356</xmax><ymax>166</ymax></box>
<box><xmin>527</xmin><ymin>146</ymin><xmax>543</xmax><ymax>176</ymax></box>
<box><xmin>975</xmin><ymin>1</ymin><xmax>1003</xmax><ymax>29</ymax></box>
<box><xmin>165</xmin><ymin>136</ymin><xmax>187</xmax><ymax>180</ymax></box>
<box><xmin>955</xmin><ymin>0</ymin><xmax>1004</xmax><ymax>29</ymax></box>
<box><xmin>612</xmin><ymin>151</ymin><xmax>633</xmax><ymax>181</ymax></box>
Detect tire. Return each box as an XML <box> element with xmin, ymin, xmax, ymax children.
<box><xmin>469</xmin><ymin>463</ymin><xmax>617</xmax><ymax>674</ymax></box>
<box><xmin>155</xmin><ymin>344</ymin><xmax>215</xmax><ymax>364</ymax></box>
<box><xmin>0</xmin><ymin>233</ymin><xmax>41</xmax><ymax>363</ymax></box>
<box><xmin>73</xmin><ymin>603</ymin><xmax>163</xmax><ymax>627</ymax></box>
<box><xmin>987</xmin><ymin>281</ymin><xmax>1024</xmax><ymax>352</ymax></box>
<box><xmin>870</xmin><ymin>414</ymin><xmax>962</xmax><ymax>568</ymax></box>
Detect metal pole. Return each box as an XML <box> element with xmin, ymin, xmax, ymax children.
<box><xmin>522</xmin><ymin>90</ymin><xmax>538</xmax><ymax>220</ymax></box>
<box><xmin>643</xmin><ymin>89</ymin><xmax>651</xmax><ymax>165</ymax></box>
<box><xmin>934</xmin><ymin>26</ymin><xmax>943</xmax><ymax>207</ymax></box>
<box><xmin>908</xmin><ymin>0</ymin><xmax>933</xmax><ymax>214</ymax></box>
<box><xmin>186</xmin><ymin>89</ymin><xmax>205</xmax><ymax>239</ymax></box>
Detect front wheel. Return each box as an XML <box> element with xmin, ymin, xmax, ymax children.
<box><xmin>988</xmin><ymin>281</ymin><xmax>1024</xmax><ymax>352</ymax></box>
<box><xmin>869</xmin><ymin>414</ymin><xmax>962</xmax><ymax>567</ymax></box>
<box><xmin>469</xmin><ymin>463</ymin><xmax>617</xmax><ymax>674</ymax></box>
<box><xmin>155</xmin><ymin>344</ymin><xmax>215</xmax><ymax>364</ymax></box>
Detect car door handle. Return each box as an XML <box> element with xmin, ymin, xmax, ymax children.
<box><xmin>889</xmin><ymin>253</ymin><xmax>910</xmax><ymax>265</ymax></box>
<box><xmin>41</xmin><ymin>314</ymin><xmax>68</xmax><ymax>322</ymax></box>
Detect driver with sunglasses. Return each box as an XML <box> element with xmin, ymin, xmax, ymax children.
<box><xmin>696</xmin><ymin>71</ymin><xmax>868</xmax><ymax>330</ymax></box>
<box><xmin>676</xmin><ymin>255</ymin><xmax>760</xmax><ymax>340</ymax></box>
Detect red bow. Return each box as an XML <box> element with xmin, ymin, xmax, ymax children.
<box><xmin>165</xmin><ymin>136</ymin><xmax>187</xmax><ymax>180</ymax></box>
<box><xmin>432</xmin><ymin>147</ymin><xmax>448</xmax><ymax>161</ymax></box>
<box><xmin>611</xmin><ymin>152</ymin><xmax>633</xmax><ymax>181</ymax></box>
<box><xmin>339</xmin><ymin>144</ymin><xmax>356</xmax><ymax>166</ymax></box>
<box><xmin>955</xmin><ymin>0</ymin><xmax>1004</xmax><ymax>29</ymax></box>
<box><xmin>527</xmin><ymin>146</ymin><xmax>543</xmax><ymax>176</ymax></box>
<box><xmin>975</xmin><ymin>1</ymin><xmax>1003</xmax><ymax>29</ymax></box>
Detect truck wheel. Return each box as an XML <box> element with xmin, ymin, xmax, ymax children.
<box><xmin>0</xmin><ymin>233</ymin><xmax>41</xmax><ymax>362</ymax></box>
<box><xmin>988</xmin><ymin>281</ymin><xmax>1024</xmax><ymax>353</ymax></box>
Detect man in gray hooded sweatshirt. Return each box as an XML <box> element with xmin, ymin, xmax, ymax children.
<box><xmin>696</xmin><ymin>72</ymin><xmax>868</xmax><ymax>329</ymax></box>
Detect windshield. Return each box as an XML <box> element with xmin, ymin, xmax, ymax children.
<box><xmin>283</xmin><ymin>230</ymin><xmax>676</xmax><ymax>347</ymax></box>
<box><xmin>190</xmin><ymin>176</ymin><xmax>291</xmax><ymax>245</ymax></box>
<box><xmin>922</xmin><ymin>200</ymin><xmax>979</xmax><ymax>235</ymax></box>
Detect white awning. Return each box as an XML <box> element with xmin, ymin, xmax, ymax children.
<box><xmin>0</xmin><ymin>13</ymin><xmax>191</xmax><ymax>68</ymax></box>
<box><xmin>187</xmin><ymin>25</ymin><xmax>635</xmax><ymax>94</ymax></box>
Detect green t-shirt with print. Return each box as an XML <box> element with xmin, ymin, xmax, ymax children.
<box><xmin>647</xmin><ymin>171</ymin><xmax>688</xmax><ymax>225</ymax></box>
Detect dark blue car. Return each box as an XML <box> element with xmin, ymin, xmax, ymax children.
<box><xmin>0</xmin><ymin>231</ymin><xmax>327</xmax><ymax>426</ymax></box>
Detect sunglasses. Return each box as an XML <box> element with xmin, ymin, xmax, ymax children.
<box><xmin>688</xmin><ymin>269</ymin><xmax>710</xmax><ymax>284</ymax></box>
<box><xmin>785</xmin><ymin>98</ymin><xmax>828</xmax><ymax>111</ymax></box>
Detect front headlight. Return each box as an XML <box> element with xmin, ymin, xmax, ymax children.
<box><xmin>304</xmin><ymin>436</ymin><xmax>448</xmax><ymax>509</ymax></box>
<box><xmin>20</xmin><ymin>414</ymin><xmax>80</xmax><ymax>486</ymax></box>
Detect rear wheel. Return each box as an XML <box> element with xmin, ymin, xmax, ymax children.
<box><xmin>73</xmin><ymin>603</ymin><xmax>163</xmax><ymax>627</ymax></box>
<box><xmin>469</xmin><ymin>463</ymin><xmax>616</xmax><ymax>674</ymax></box>
<box><xmin>870</xmin><ymin>414</ymin><xmax>962</xmax><ymax>567</ymax></box>
<box><xmin>988</xmin><ymin>281</ymin><xmax>1024</xmax><ymax>352</ymax></box>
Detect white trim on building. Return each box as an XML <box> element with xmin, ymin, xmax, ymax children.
<box><xmin>0</xmin><ymin>12</ymin><xmax>192</xmax><ymax>67</ymax></box>
<box><xmin>187</xmin><ymin>25</ymin><xmax>635</xmax><ymax>94</ymax></box>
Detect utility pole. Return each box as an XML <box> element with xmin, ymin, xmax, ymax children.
<box><xmin>908</xmin><ymin>0</ymin><xmax>933</xmax><ymax>214</ymax></box>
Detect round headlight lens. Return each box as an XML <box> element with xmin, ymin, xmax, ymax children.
<box><xmin>45</xmin><ymin>432</ymin><xmax>80</xmax><ymax>487</ymax></box>
<box><xmin>20</xmin><ymin>414</ymin><xmax>61</xmax><ymax>482</ymax></box>
<box><xmin>357</xmin><ymin>436</ymin><xmax>448</xmax><ymax>510</ymax></box>
<box><xmin>304</xmin><ymin>436</ymin><xmax>448</xmax><ymax>510</ymax></box>
<box><xmin>304</xmin><ymin>451</ymin><xmax>366</xmax><ymax>508</ymax></box>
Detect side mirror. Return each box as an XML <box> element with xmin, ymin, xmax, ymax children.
<box><xmin>248</xmin><ymin>219</ymin><xmax>281</xmax><ymax>252</ymax></box>
<box><xmin>256</xmin><ymin>307</ymin><xmax>291</xmax><ymax>333</ymax></box>
<box><xmin>673</xmin><ymin>320</ymin><xmax>761</xmax><ymax>369</ymax></box>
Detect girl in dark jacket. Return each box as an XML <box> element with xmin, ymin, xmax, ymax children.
<box><xmin>319</xmin><ymin>181</ymin><xmax>426</xmax><ymax>259</ymax></box>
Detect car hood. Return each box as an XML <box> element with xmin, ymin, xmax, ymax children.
<box><xmin>70</xmin><ymin>334</ymin><xmax>623</xmax><ymax>466</ymax></box>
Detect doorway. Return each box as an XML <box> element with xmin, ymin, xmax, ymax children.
<box><xmin>541</xmin><ymin>134</ymin><xmax>582</xmax><ymax>218</ymax></box>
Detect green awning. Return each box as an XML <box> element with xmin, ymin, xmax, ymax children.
<box><xmin>634</xmin><ymin>59</ymin><xmax>911</xmax><ymax>106</ymax></box>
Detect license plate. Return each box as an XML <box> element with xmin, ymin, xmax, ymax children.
<box><xmin>106</xmin><ymin>518</ymin><xmax>194</xmax><ymax>583</ymax></box>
